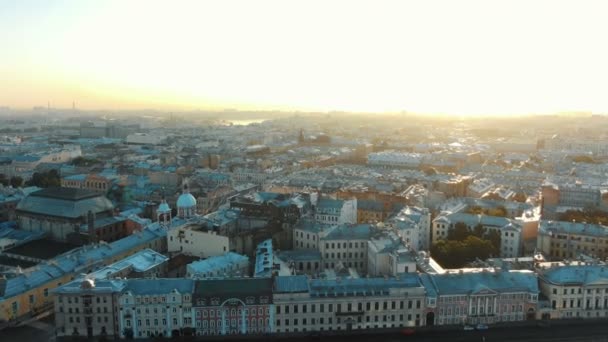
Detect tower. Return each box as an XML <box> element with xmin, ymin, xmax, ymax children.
<box><xmin>157</xmin><ymin>197</ymin><xmax>172</xmax><ymax>227</ymax></box>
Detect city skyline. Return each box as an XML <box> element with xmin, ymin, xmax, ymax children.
<box><xmin>2</xmin><ymin>0</ymin><xmax>608</xmax><ymax>115</ymax></box>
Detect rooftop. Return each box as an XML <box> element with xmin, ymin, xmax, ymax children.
<box><xmin>540</xmin><ymin>265</ymin><xmax>608</xmax><ymax>286</ymax></box>
<box><xmin>187</xmin><ymin>252</ymin><xmax>249</xmax><ymax>276</ymax></box>
<box><xmin>16</xmin><ymin>187</ymin><xmax>114</xmax><ymax>219</ymax></box>
<box><xmin>422</xmin><ymin>270</ymin><xmax>538</xmax><ymax>297</ymax></box>
<box><xmin>29</xmin><ymin>187</ymin><xmax>100</xmax><ymax>201</ymax></box>
<box><xmin>125</xmin><ymin>278</ymin><xmax>194</xmax><ymax>295</ymax></box>
<box><xmin>193</xmin><ymin>277</ymin><xmax>273</xmax><ymax>298</ymax></box>
<box><xmin>4</xmin><ymin>239</ymin><xmax>78</xmax><ymax>260</ymax></box>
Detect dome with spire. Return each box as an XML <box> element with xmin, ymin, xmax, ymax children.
<box><xmin>158</xmin><ymin>200</ymin><xmax>171</xmax><ymax>214</ymax></box>
<box><xmin>177</xmin><ymin>193</ymin><xmax>197</xmax><ymax>208</ymax></box>
<box><xmin>177</xmin><ymin>183</ymin><xmax>197</xmax><ymax>218</ymax></box>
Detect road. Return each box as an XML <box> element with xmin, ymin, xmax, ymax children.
<box><xmin>1</xmin><ymin>319</ymin><xmax>607</xmax><ymax>342</ymax></box>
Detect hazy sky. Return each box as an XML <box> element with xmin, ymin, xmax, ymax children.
<box><xmin>1</xmin><ymin>0</ymin><xmax>607</xmax><ymax>115</ymax></box>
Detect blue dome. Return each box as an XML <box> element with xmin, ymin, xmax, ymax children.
<box><xmin>158</xmin><ymin>202</ymin><xmax>171</xmax><ymax>214</ymax></box>
<box><xmin>177</xmin><ymin>193</ymin><xmax>197</xmax><ymax>208</ymax></box>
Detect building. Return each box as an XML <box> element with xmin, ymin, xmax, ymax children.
<box><xmin>52</xmin><ymin>249</ymin><xmax>168</xmax><ymax>339</ymax></box>
<box><xmin>0</xmin><ymin>186</ymin><xmax>40</xmax><ymax>222</ymax></box>
<box><xmin>15</xmin><ymin>187</ymin><xmax>119</xmax><ymax>243</ymax></box>
<box><xmin>537</xmin><ymin>220</ymin><xmax>608</xmax><ymax>260</ymax></box>
<box><xmin>167</xmin><ymin>222</ymin><xmax>230</xmax><ymax>258</ymax></box>
<box><xmin>421</xmin><ymin>269</ymin><xmax>539</xmax><ymax>326</ymax></box>
<box><xmin>293</xmin><ymin>221</ymin><xmax>372</xmax><ymax>274</ymax></box>
<box><xmin>388</xmin><ymin>206</ymin><xmax>431</xmax><ymax>251</ymax></box>
<box><xmin>53</xmin><ymin>278</ymin><xmax>126</xmax><ymax>339</ymax></box>
<box><xmin>118</xmin><ymin>279</ymin><xmax>195</xmax><ymax>339</ymax></box>
<box><xmin>541</xmin><ymin>182</ymin><xmax>608</xmax><ymax>219</ymax></box>
<box><xmin>432</xmin><ymin>212</ymin><xmax>523</xmax><ymax>258</ymax></box>
<box><xmin>186</xmin><ymin>253</ymin><xmax>249</xmax><ymax>279</ymax></box>
<box><xmin>356</xmin><ymin>200</ymin><xmax>386</xmax><ymax>224</ymax></box>
<box><xmin>176</xmin><ymin>185</ymin><xmax>197</xmax><ymax>219</ymax></box>
<box><xmin>126</xmin><ymin>133</ymin><xmax>167</xmax><ymax>146</ymax></box>
<box><xmin>61</xmin><ymin>173</ymin><xmax>117</xmax><ymax>193</ymax></box>
<box><xmin>273</xmin><ymin>274</ymin><xmax>427</xmax><ymax>333</ymax></box>
<box><xmin>0</xmin><ymin>224</ymin><xmax>167</xmax><ymax>327</ymax></box>
<box><xmin>192</xmin><ymin>277</ymin><xmax>274</xmax><ymax>336</ymax></box>
<box><xmin>367</xmin><ymin>151</ymin><xmax>422</xmax><ymax>168</ymax></box>
<box><xmin>367</xmin><ymin>231</ymin><xmax>416</xmax><ymax>277</ymax></box>
<box><xmin>537</xmin><ymin>264</ymin><xmax>608</xmax><ymax>320</ymax></box>
<box><xmin>314</xmin><ymin>197</ymin><xmax>357</xmax><ymax>225</ymax></box>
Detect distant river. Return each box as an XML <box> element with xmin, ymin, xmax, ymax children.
<box><xmin>222</xmin><ymin>119</ymin><xmax>269</xmax><ymax>126</ymax></box>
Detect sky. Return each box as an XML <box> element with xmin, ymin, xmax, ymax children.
<box><xmin>1</xmin><ymin>0</ymin><xmax>608</xmax><ymax>115</ymax></box>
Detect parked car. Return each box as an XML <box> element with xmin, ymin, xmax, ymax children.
<box><xmin>464</xmin><ymin>325</ymin><xmax>475</xmax><ymax>331</ymax></box>
<box><xmin>401</xmin><ymin>328</ymin><xmax>416</xmax><ymax>336</ymax></box>
<box><xmin>476</xmin><ymin>324</ymin><xmax>489</xmax><ymax>331</ymax></box>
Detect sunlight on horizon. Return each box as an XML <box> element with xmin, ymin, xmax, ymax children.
<box><xmin>1</xmin><ymin>0</ymin><xmax>608</xmax><ymax>115</ymax></box>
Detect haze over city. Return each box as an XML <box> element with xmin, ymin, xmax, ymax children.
<box><xmin>4</xmin><ymin>2</ymin><xmax>608</xmax><ymax>342</ymax></box>
<box><xmin>2</xmin><ymin>0</ymin><xmax>608</xmax><ymax>115</ymax></box>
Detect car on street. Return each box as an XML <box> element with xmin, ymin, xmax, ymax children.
<box><xmin>464</xmin><ymin>325</ymin><xmax>475</xmax><ymax>331</ymax></box>
<box><xmin>401</xmin><ymin>328</ymin><xmax>416</xmax><ymax>336</ymax></box>
<box><xmin>476</xmin><ymin>324</ymin><xmax>489</xmax><ymax>331</ymax></box>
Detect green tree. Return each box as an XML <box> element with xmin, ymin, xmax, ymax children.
<box><xmin>26</xmin><ymin>169</ymin><xmax>61</xmax><ymax>188</ymax></box>
<box><xmin>485</xmin><ymin>229</ymin><xmax>502</xmax><ymax>251</ymax></box>
<box><xmin>447</xmin><ymin>222</ymin><xmax>471</xmax><ymax>241</ymax></box>
<box><xmin>9</xmin><ymin>176</ymin><xmax>23</xmax><ymax>188</ymax></box>
<box><xmin>0</xmin><ymin>174</ymin><xmax>8</xmax><ymax>186</ymax></box>
<box><xmin>472</xmin><ymin>224</ymin><xmax>486</xmax><ymax>238</ymax></box>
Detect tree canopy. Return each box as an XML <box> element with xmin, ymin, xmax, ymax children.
<box><xmin>432</xmin><ymin>222</ymin><xmax>501</xmax><ymax>268</ymax></box>
<box><xmin>25</xmin><ymin>169</ymin><xmax>61</xmax><ymax>188</ymax></box>
<box><xmin>464</xmin><ymin>205</ymin><xmax>508</xmax><ymax>217</ymax></box>
<box><xmin>558</xmin><ymin>209</ymin><xmax>608</xmax><ymax>226</ymax></box>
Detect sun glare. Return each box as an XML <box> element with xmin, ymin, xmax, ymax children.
<box><xmin>1</xmin><ymin>0</ymin><xmax>608</xmax><ymax>114</ymax></box>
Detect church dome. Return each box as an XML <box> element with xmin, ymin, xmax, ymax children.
<box><xmin>177</xmin><ymin>192</ymin><xmax>197</xmax><ymax>208</ymax></box>
<box><xmin>158</xmin><ymin>201</ymin><xmax>171</xmax><ymax>214</ymax></box>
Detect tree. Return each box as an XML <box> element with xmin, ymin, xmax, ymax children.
<box><xmin>513</xmin><ymin>192</ymin><xmax>527</xmax><ymax>203</ymax></box>
<box><xmin>71</xmin><ymin>156</ymin><xmax>100</xmax><ymax>167</ymax></box>
<box><xmin>447</xmin><ymin>222</ymin><xmax>471</xmax><ymax>241</ymax></box>
<box><xmin>0</xmin><ymin>174</ymin><xmax>7</xmax><ymax>186</ymax></box>
<box><xmin>9</xmin><ymin>176</ymin><xmax>23</xmax><ymax>188</ymax></box>
<box><xmin>486</xmin><ymin>229</ymin><xmax>502</xmax><ymax>251</ymax></box>
<box><xmin>472</xmin><ymin>224</ymin><xmax>486</xmax><ymax>238</ymax></box>
<box><xmin>465</xmin><ymin>205</ymin><xmax>484</xmax><ymax>215</ymax></box>
<box><xmin>26</xmin><ymin>169</ymin><xmax>61</xmax><ymax>188</ymax></box>
<box><xmin>486</xmin><ymin>206</ymin><xmax>507</xmax><ymax>217</ymax></box>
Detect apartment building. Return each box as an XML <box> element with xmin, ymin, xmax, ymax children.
<box><xmin>273</xmin><ymin>274</ymin><xmax>427</xmax><ymax>334</ymax></box>
<box><xmin>421</xmin><ymin>269</ymin><xmax>539</xmax><ymax>326</ymax></box>
<box><xmin>537</xmin><ymin>264</ymin><xmax>608</xmax><ymax>320</ymax></box>
<box><xmin>537</xmin><ymin>220</ymin><xmax>608</xmax><ymax>260</ymax></box>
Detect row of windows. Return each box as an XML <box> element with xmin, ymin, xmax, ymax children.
<box><xmin>197</xmin><ymin>307</ymin><xmax>269</xmax><ymax>318</ymax></box>
<box><xmin>60</xmin><ymin>306</ymin><xmax>108</xmax><ymax>314</ymax></box>
<box><xmin>551</xmin><ymin>298</ymin><xmax>608</xmax><ymax>309</ymax></box>
<box><xmin>196</xmin><ymin>318</ymin><xmax>269</xmax><ymax>328</ymax></box>
<box><xmin>276</xmin><ymin>313</ymin><xmax>420</xmax><ymax>327</ymax></box>
<box><xmin>132</xmin><ymin>306</ymin><xmax>186</xmax><ymax>315</ymax></box>
<box><xmin>126</xmin><ymin>317</ymin><xmax>192</xmax><ymax>327</ymax></box>
<box><xmin>275</xmin><ymin>300</ymin><xmax>422</xmax><ymax>314</ymax></box>
<box><xmin>324</xmin><ymin>242</ymin><xmax>366</xmax><ymax>250</ymax></box>
<box><xmin>552</xmin><ymin>287</ymin><xmax>608</xmax><ymax>295</ymax></box>
<box><xmin>324</xmin><ymin>251</ymin><xmax>365</xmax><ymax>259</ymax></box>
<box><xmin>324</xmin><ymin>261</ymin><xmax>365</xmax><ymax>269</ymax></box>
